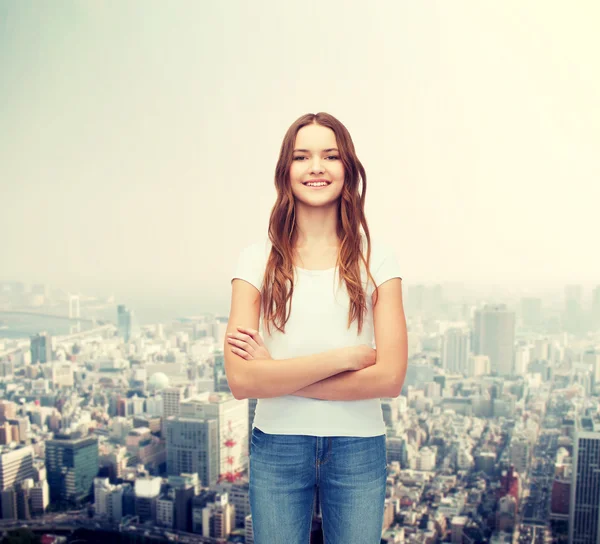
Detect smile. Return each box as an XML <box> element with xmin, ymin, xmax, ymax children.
<box><xmin>302</xmin><ymin>181</ymin><xmax>331</xmax><ymax>188</ymax></box>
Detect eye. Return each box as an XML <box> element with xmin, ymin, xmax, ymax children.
<box><xmin>293</xmin><ymin>156</ymin><xmax>305</xmax><ymax>161</ymax></box>
<box><xmin>327</xmin><ymin>156</ymin><xmax>339</xmax><ymax>160</ymax></box>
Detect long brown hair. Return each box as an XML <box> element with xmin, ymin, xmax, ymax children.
<box><xmin>260</xmin><ymin>112</ymin><xmax>379</xmax><ymax>336</ymax></box>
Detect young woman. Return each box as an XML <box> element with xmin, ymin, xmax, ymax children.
<box><xmin>225</xmin><ymin>112</ymin><xmax>408</xmax><ymax>544</ymax></box>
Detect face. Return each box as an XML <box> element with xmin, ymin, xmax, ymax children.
<box><xmin>289</xmin><ymin>123</ymin><xmax>344</xmax><ymax>207</ymax></box>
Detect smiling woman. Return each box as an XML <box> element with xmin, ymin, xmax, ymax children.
<box><xmin>225</xmin><ymin>111</ymin><xmax>407</xmax><ymax>544</ymax></box>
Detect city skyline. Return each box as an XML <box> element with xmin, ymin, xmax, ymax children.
<box><xmin>1</xmin><ymin>2</ymin><xmax>599</xmax><ymax>299</ymax></box>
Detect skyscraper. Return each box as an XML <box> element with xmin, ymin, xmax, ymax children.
<box><xmin>163</xmin><ymin>386</ymin><xmax>187</xmax><ymax>419</ymax></box>
<box><xmin>180</xmin><ymin>393</ymin><xmax>249</xmax><ymax>478</ymax></box>
<box><xmin>520</xmin><ymin>297</ymin><xmax>542</xmax><ymax>330</ymax></box>
<box><xmin>30</xmin><ymin>332</ymin><xmax>52</xmax><ymax>364</ymax></box>
<box><xmin>117</xmin><ymin>304</ymin><xmax>134</xmax><ymax>343</ymax></box>
<box><xmin>564</xmin><ymin>284</ymin><xmax>584</xmax><ymax>335</ymax></box>
<box><xmin>165</xmin><ymin>416</ymin><xmax>219</xmax><ymax>487</ymax></box>
<box><xmin>569</xmin><ymin>420</ymin><xmax>600</xmax><ymax>544</ymax></box>
<box><xmin>45</xmin><ymin>433</ymin><xmax>99</xmax><ymax>505</ymax></box>
<box><xmin>0</xmin><ymin>445</ymin><xmax>35</xmax><ymax>491</ymax></box>
<box><xmin>442</xmin><ymin>327</ymin><xmax>470</xmax><ymax>374</ymax></box>
<box><xmin>475</xmin><ymin>304</ymin><xmax>515</xmax><ymax>376</ymax></box>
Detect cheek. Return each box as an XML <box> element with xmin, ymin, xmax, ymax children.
<box><xmin>289</xmin><ymin>163</ymin><xmax>302</xmax><ymax>180</ymax></box>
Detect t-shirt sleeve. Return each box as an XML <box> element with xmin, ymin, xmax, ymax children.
<box><xmin>231</xmin><ymin>242</ymin><xmax>264</xmax><ymax>292</ymax></box>
<box><xmin>372</xmin><ymin>243</ymin><xmax>402</xmax><ymax>287</ymax></box>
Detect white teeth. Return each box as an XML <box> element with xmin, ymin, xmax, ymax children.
<box><xmin>305</xmin><ymin>182</ymin><xmax>328</xmax><ymax>187</ymax></box>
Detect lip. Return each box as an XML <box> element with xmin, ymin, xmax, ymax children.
<box><xmin>302</xmin><ymin>179</ymin><xmax>332</xmax><ymax>188</ymax></box>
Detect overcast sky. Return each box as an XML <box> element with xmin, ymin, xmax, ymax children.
<box><xmin>1</xmin><ymin>1</ymin><xmax>599</xmax><ymax>305</ymax></box>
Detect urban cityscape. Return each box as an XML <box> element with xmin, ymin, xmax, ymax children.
<box><xmin>0</xmin><ymin>281</ymin><xmax>599</xmax><ymax>544</ymax></box>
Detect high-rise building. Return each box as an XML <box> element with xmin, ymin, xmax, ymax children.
<box><xmin>202</xmin><ymin>492</ymin><xmax>235</xmax><ymax>539</ymax></box>
<box><xmin>569</xmin><ymin>420</ymin><xmax>600</xmax><ymax>544</ymax></box>
<box><xmin>29</xmin><ymin>480</ymin><xmax>49</xmax><ymax>515</ymax></box>
<box><xmin>475</xmin><ymin>304</ymin><xmax>515</xmax><ymax>376</ymax></box>
<box><xmin>163</xmin><ymin>386</ymin><xmax>191</xmax><ymax>419</ymax></box>
<box><xmin>165</xmin><ymin>417</ymin><xmax>219</xmax><ymax>487</ymax></box>
<box><xmin>213</xmin><ymin>351</ymin><xmax>230</xmax><ymax>393</ymax></box>
<box><xmin>30</xmin><ymin>332</ymin><xmax>52</xmax><ymax>364</ymax></box>
<box><xmin>94</xmin><ymin>477</ymin><xmax>125</xmax><ymax>522</ymax></box>
<box><xmin>45</xmin><ymin>433</ymin><xmax>99</xmax><ymax>505</ymax></box>
<box><xmin>0</xmin><ymin>445</ymin><xmax>35</xmax><ymax>491</ymax></box>
<box><xmin>180</xmin><ymin>392</ymin><xmax>249</xmax><ymax>478</ymax></box>
<box><xmin>1</xmin><ymin>488</ymin><xmax>17</xmax><ymax>519</ymax></box>
<box><xmin>117</xmin><ymin>305</ymin><xmax>134</xmax><ymax>343</ymax></box>
<box><xmin>134</xmin><ymin>477</ymin><xmax>161</xmax><ymax>523</ymax></box>
<box><xmin>442</xmin><ymin>328</ymin><xmax>470</xmax><ymax>374</ymax></box>
<box><xmin>582</xmin><ymin>349</ymin><xmax>600</xmax><ymax>392</ymax></box>
<box><xmin>520</xmin><ymin>297</ymin><xmax>542</xmax><ymax>330</ymax></box>
<box><xmin>564</xmin><ymin>284</ymin><xmax>584</xmax><ymax>334</ymax></box>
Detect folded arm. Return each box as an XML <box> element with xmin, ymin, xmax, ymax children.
<box><xmin>291</xmin><ymin>278</ymin><xmax>408</xmax><ymax>401</ymax></box>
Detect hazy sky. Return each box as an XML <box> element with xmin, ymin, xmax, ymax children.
<box><xmin>1</xmin><ymin>1</ymin><xmax>599</xmax><ymax>304</ymax></box>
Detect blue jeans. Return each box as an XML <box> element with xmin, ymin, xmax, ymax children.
<box><xmin>249</xmin><ymin>426</ymin><xmax>387</xmax><ymax>544</ymax></box>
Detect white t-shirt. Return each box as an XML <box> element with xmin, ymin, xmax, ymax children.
<box><xmin>231</xmin><ymin>234</ymin><xmax>402</xmax><ymax>437</ymax></box>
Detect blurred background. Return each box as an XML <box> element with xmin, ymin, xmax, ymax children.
<box><xmin>1</xmin><ymin>2</ymin><xmax>599</xmax><ymax>543</ymax></box>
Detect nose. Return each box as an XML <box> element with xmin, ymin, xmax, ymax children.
<box><xmin>309</xmin><ymin>157</ymin><xmax>325</xmax><ymax>175</ymax></box>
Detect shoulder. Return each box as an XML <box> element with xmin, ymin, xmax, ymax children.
<box><xmin>361</xmin><ymin>234</ymin><xmax>397</xmax><ymax>270</ymax></box>
<box><xmin>238</xmin><ymin>237</ymin><xmax>271</xmax><ymax>260</ymax></box>
<box><xmin>361</xmin><ymin>234</ymin><xmax>402</xmax><ymax>288</ymax></box>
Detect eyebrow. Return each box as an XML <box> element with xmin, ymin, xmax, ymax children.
<box><xmin>293</xmin><ymin>148</ymin><xmax>339</xmax><ymax>153</ymax></box>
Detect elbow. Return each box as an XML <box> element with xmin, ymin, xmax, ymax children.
<box><xmin>231</xmin><ymin>389</ymin><xmax>248</xmax><ymax>401</ymax></box>
<box><xmin>386</xmin><ymin>380</ymin><xmax>403</xmax><ymax>398</ymax></box>
<box><xmin>228</xmin><ymin>376</ymin><xmax>249</xmax><ymax>400</ymax></box>
<box><xmin>225</xmin><ymin>370</ymin><xmax>249</xmax><ymax>400</ymax></box>
<box><xmin>386</xmin><ymin>368</ymin><xmax>407</xmax><ymax>397</ymax></box>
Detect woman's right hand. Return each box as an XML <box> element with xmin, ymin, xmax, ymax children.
<box><xmin>346</xmin><ymin>344</ymin><xmax>377</xmax><ymax>371</ymax></box>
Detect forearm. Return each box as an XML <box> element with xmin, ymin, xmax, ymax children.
<box><xmin>290</xmin><ymin>364</ymin><xmax>395</xmax><ymax>401</ymax></box>
<box><xmin>231</xmin><ymin>347</ymin><xmax>351</xmax><ymax>399</ymax></box>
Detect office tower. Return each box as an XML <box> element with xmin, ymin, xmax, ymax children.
<box><xmin>520</xmin><ymin>297</ymin><xmax>542</xmax><ymax>330</ymax></box>
<box><xmin>30</xmin><ymin>332</ymin><xmax>52</xmax><ymax>363</ymax></box>
<box><xmin>213</xmin><ymin>351</ymin><xmax>230</xmax><ymax>393</ymax></box>
<box><xmin>1</xmin><ymin>488</ymin><xmax>17</xmax><ymax>519</ymax></box>
<box><xmin>475</xmin><ymin>304</ymin><xmax>516</xmax><ymax>376</ymax></box>
<box><xmin>157</xmin><ymin>492</ymin><xmax>175</xmax><ymax>528</ymax></box>
<box><xmin>117</xmin><ymin>304</ymin><xmax>134</xmax><ymax>343</ymax></box>
<box><xmin>45</xmin><ymin>433</ymin><xmax>99</xmax><ymax>505</ymax></box>
<box><xmin>134</xmin><ymin>477</ymin><xmax>161</xmax><ymax>523</ymax></box>
<box><xmin>569</xmin><ymin>421</ymin><xmax>600</xmax><ymax>543</ymax></box>
<box><xmin>173</xmin><ymin>483</ymin><xmax>195</xmax><ymax>532</ymax></box>
<box><xmin>0</xmin><ymin>445</ymin><xmax>35</xmax><ymax>491</ymax></box>
<box><xmin>202</xmin><ymin>492</ymin><xmax>235</xmax><ymax>539</ymax></box>
<box><xmin>95</xmin><ymin>478</ymin><xmax>115</xmax><ymax>519</ymax></box>
<box><xmin>442</xmin><ymin>327</ymin><xmax>470</xmax><ymax>374</ymax></box>
<box><xmin>564</xmin><ymin>284</ymin><xmax>584</xmax><ymax>334</ymax></box>
<box><xmin>165</xmin><ymin>416</ymin><xmax>219</xmax><ymax>487</ymax></box>
<box><xmin>221</xmin><ymin>482</ymin><xmax>250</xmax><ymax>529</ymax></box>
<box><xmin>180</xmin><ymin>393</ymin><xmax>249</xmax><ymax>478</ymax></box>
<box><xmin>163</xmin><ymin>386</ymin><xmax>186</xmax><ymax>419</ymax></box>
<box><xmin>582</xmin><ymin>349</ymin><xmax>600</xmax><ymax>391</ymax></box>
<box><xmin>514</xmin><ymin>343</ymin><xmax>530</xmax><ymax>375</ymax></box>
<box><xmin>29</xmin><ymin>480</ymin><xmax>49</xmax><ymax>515</ymax></box>
<box><xmin>192</xmin><ymin>490</ymin><xmax>219</xmax><ymax>533</ymax></box>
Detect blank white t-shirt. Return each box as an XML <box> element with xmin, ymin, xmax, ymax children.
<box><xmin>231</xmin><ymin>234</ymin><xmax>402</xmax><ymax>437</ymax></box>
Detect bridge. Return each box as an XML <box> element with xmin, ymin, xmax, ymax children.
<box><xmin>0</xmin><ymin>310</ymin><xmax>98</xmax><ymax>323</ymax></box>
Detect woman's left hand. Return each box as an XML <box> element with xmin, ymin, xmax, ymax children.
<box><xmin>226</xmin><ymin>326</ymin><xmax>272</xmax><ymax>361</ymax></box>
